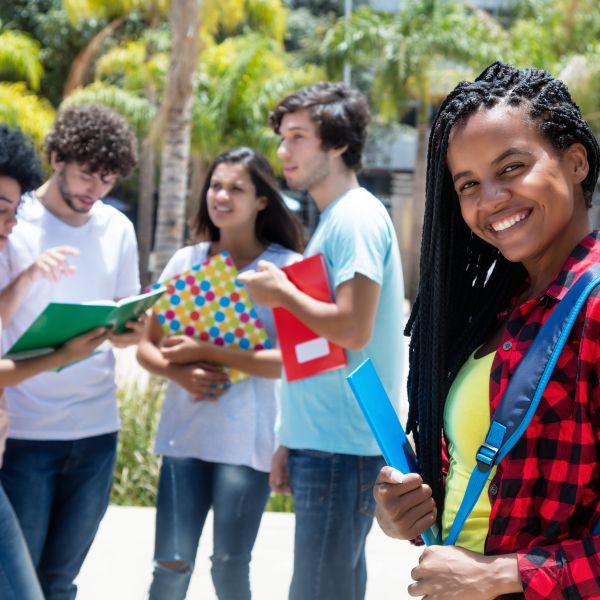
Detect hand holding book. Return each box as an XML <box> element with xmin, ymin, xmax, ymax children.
<box><xmin>160</xmin><ymin>335</ymin><xmax>220</xmax><ymax>364</ymax></box>
<box><xmin>168</xmin><ymin>361</ymin><xmax>231</xmax><ymax>400</ymax></box>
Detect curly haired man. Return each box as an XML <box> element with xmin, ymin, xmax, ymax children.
<box><xmin>0</xmin><ymin>104</ymin><xmax>141</xmax><ymax>600</ymax></box>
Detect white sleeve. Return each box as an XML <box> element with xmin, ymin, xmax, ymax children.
<box><xmin>158</xmin><ymin>244</ymin><xmax>207</xmax><ymax>283</ymax></box>
<box><xmin>114</xmin><ymin>219</ymin><xmax>141</xmax><ymax>299</ymax></box>
<box><xmin>0</xmin><ymin>250</ymin><xmax>12</xmax><ymax>292</ymax></box>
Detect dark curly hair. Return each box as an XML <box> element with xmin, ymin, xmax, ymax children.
<box><xmin>44</xmin><ymin>104</ymin><xmax>137</xmax><ymax>178</ymax></box>
<box><xmin>269</xmin><ymin>82</ymin><xmax>370</xmax><ymax>172</ymax></box>
<box><xmin>406</xmin><ymin>61</ymin><xmax>600</xmax><ymax>514</ymax></box>
<box><xmin>193</xmin><ymin>146</ymin><xmax>304</xmax><ymax>253</ymax></box>
<box><xmin>0</xmin><ymin>124</ymin><xmax>44</xmax><ymax>192</ymax></box>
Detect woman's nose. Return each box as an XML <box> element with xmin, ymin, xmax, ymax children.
<box><xmin>480</xmin><ymin>181</ymin><xmax>510</xmax><ymax>207</ymax></box>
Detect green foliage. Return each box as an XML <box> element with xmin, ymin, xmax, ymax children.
<box><xmin>244</xmin><ymin>0</ymin><xmax>287</xmax><ymax>44</ymax></box>
<box><xmin>0</xmin><ymin>30</ymin><xmax>43</xmax><ymax>90</ymax></box>
<box><xmin>111</xmin><ymin>380</ymin><xmax>165</xmax><ymax>507</ymax></box>
<box><xmin>266</xmin><ymin>494</ymin><xmax>294</xmax><ymax>512</ymax></box>
<box><xmin>62</xmin><ymin>0</ymin><xmax>149</xmax><ymax>27</ymax></box>
<box><xmin>1</xmin><ymin>0</ymin><xmax>104</xmax><ymax>105</ymax></box>
<box><xmin>95</xmin><ymin>38</ymin><xmax>169</xmax><ymax>95</ymax></box>
<box><xmin>290</xmin><ymin>0</ymin><xmax>342</xmax><ymax>17</ymax></box>
<box><xmin>284</xmin><ymin>7</ymin><xmax>335</xmax><ymax>64</ymax></box>
<box><xmin>64</xmin><ymin>81</ymin><xmax>156</xmax><ymax>138</ymax></box>
<box><xmin>321</xmin><ymin>2</ymin><xmax>508</xmax><ymax>123</ymax></box>
<box><xmin>0</xmin><ymin>82</ymin><xmax>55</xmax><ymax>151</ymax></box>
<box><xmin>192</xmin><ymin>32</ymin><xmax>323</xmax><ymax>165</ymax></box>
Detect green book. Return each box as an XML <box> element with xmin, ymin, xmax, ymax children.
<box><xmin>5</xmin><ymin>286</ymin><xmax>166</xmax><ymax>360</ymax></box>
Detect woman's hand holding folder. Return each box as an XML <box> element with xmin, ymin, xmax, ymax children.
<box><xmin>373</xmin><ymin>466</ymin><xmax>437</xmax><ymax>542</ymax></box>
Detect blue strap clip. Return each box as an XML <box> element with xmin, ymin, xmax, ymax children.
<box><xmin>475</xmin><ymin>420</ymin><xmax>506</xmax><ymax>473</ymax></box>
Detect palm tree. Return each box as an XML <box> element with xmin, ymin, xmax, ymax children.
<box><xmin>151</xmin><ymin>0</ymin><xmax>201</xmax><ymax>276</ymax></box>
<box><xmin>151</xmin><ymin>0</ymin><xmax>298</xmax><ymax>277</ymax></box>
<box><xmin>0</xmin><ymin>29</ymin><xmax>55</xmax><ymax>149</ymax></box>
<box><xmin>322</xmin><ymin>1</ymin><xmax>507</xmax><ymax>302</ymax></box>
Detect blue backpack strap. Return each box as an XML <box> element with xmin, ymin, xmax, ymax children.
<box><xmin>445</xmin><ymin>264</ymin><xmax>600</xmax><ymax>546</ymax></box>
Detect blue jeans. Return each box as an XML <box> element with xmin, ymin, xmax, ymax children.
<box><xmin>287</xmin><ymin>450</ymin><xmax>385</xmax><ymax>600</ymax></box>
<box><xmin>149</xmin><ymin>456</ymin><xmax>271</xmax><ymax>600</ymax></box>
<box><xmin>0</xmin><ymin>432</ymin><xmax>118</xmax><ymax>600</ymax></box>
<box><xmin>0</xmin><ymin>482</ymin><xmax>43</xmax><ymax>600</ymax></box>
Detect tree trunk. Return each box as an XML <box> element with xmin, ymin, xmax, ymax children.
<box><xmin>152</xmin><ymin>0</ymin><xmax>201</xmax><ymax>278</ymax></box>
<box><xmin>63</xmin><ymin>17</ymin><xmax>125</xmax><ymax>97</ymax></box>
<box><xmin>137</xmin><ymin>138</ymin><xmax>156</xmax><ymax>288</ymax></box>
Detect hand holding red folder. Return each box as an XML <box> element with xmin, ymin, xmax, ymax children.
<box><xmin>239</xmin><ymin>254</ymin><xmax>347</xmax><ymax>382</ymax></box>
<box><xmin>274</xmin><ymin>254</ymin><xmax>347</xmax><ymax>382</ymax></box>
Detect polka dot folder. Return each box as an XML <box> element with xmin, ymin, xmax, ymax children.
<box><xmin>151</xmin><ymin>252</ymin><xmax>272</xmax><ymax>383</ymax></box>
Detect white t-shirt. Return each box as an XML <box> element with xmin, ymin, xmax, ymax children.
<box><xmin>154</xmin><ymin>242</ymin><xmax>300</xmax><ymax>472</ymax></box>
<box><xmin>0</xmin><ymin>195</ymin><xmax>140</xmax><ymax>440</ymax></box>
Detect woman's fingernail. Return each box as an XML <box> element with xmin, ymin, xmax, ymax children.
<box><xmin>390</xmin><ymin>470</ymin><xmax>405</xmax><ymax>484</ymax></box>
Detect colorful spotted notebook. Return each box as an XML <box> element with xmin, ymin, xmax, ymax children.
<box><xmin>151</xmin><ymin>252</ymin><xmax>271</xmax><ymax>383</ymax></box>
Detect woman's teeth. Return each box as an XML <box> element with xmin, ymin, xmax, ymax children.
<box><xmin>491</xmin><ymin>211</ymin><xmax>528</xmax><ymax>232</ymax></box>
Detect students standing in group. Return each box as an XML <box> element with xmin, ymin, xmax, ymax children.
<box><xmin>374</xmin><ymin>62</ymin><xmax>600</xmax><ymax>599</ymax></box>
<box><xmin>0</xmin><ymin>105</ymin><xmax>142</xmax><ymax>600</ymax></box>
<box><xmin>137</xmin><ymin>146</ymin><xmax>303</xmax><ymax>600</ymax></box>
<box><xmin>239</xmin><ymin>83</ymin><xmax>405</xmax><ymax>600</ymax></box>
<box><xmin>0</xmin><ymin>125</ymin><xmax>112</xmax><ymax>599</ymax></box>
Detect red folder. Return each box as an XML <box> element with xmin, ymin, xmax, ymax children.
<box><xmin>273</xmin><ymin>253</ymin><xmax>347</xmax><ymax>382</ymax></box>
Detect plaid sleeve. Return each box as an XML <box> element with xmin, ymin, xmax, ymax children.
<box><xmin>518</xmin><ymin>295</ymin><xmax>600</xmax><ymax>600</ymax></box>
<box><xmin>517</xmin><ymin>535</ymin><xmax>600</xmax><ymax>599</ymax></box>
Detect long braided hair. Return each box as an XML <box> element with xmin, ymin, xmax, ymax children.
<box><xmin>406</xmin><ymin>61</ymin><xmax>600</xmax><ymax>514</ymax></box>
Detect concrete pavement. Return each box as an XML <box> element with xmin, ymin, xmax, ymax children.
<box><xmin>76</xmin><ymin>505</ymin><xmax>421</xmax><ymax>600</ymax></box>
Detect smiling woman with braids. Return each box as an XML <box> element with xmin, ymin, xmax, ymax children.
<box><xmin>374</xmin><ymin>62</ymin><xmax>600</xmax><ymax>599</ymax></box>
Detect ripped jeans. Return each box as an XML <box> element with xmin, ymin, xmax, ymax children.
<box><xmin>148</xmin><ymin>456</ymin><xmax>270</xmax><ymax>600</ymax></box>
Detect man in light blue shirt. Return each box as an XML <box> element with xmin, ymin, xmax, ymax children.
<box><xmin>239</xmin><ymin>82</ymin><xmax>404</xmax><ymax>600</ymax></box>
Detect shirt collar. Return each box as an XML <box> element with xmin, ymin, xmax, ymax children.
<box><xmin>497</xmin><ymin>230</ymin><xmax>600</xmax><ymax>320</ymax></box>
<box><xmin>544</xmin><ymin>230</ymin><xmax>600</xmax><ymax>301</ymax></box>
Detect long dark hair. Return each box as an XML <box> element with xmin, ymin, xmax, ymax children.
<box><xmin>193</xmin><ymin>146</ymin><xmax>304</xmax><ymax>253</ymax></box>
<box><xmin>406</xmin><ymin>61</ymin><xmax>600</xmax><ymax>513</ymax></box>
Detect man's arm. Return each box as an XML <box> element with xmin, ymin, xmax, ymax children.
<box><xmin>238</xmin><ymin>261</ymin><xmax>381</xmax><ymax>352</ymax></box>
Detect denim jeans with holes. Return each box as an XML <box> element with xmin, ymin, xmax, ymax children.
<box><xmin>149</xmin><ymin>456</ymin><xmax>271</xmax><ymax>600</ymax></box>
<box><xmin>287</xmin><ymin>449</ymin><xmax>385</xmax><ymax>600</ymax></box>
<box><xmin>0</xmin><ymin>432</ymin><xmax>118</xmax><ymax>600</ymax></box>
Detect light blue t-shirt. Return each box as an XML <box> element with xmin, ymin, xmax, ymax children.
<box><xmin>279</xmin><ymin>187</ymin><xmax>404</xmax><ymax>455</ymax></box>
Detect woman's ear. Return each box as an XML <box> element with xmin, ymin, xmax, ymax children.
<box><xmin>566</xmin><ymin>143</ymin><xmax>589</xmax><ymax>185</ymax></box>
<box><xmin>257</xmin><ymin>196</ymin><xmax>268</xmax><ymax>211</ymax></box>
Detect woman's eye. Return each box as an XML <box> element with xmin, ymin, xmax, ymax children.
<box><xmin>502</xmin><ymin>163</ymin><xmax>523</xmax><ymax>174</ymax></box>
<box><xmin>459</xmin><ymin>181</ymin><xmax>477</xmax><ymax>193</ymax></box>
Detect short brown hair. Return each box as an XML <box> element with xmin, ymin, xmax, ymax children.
<box><xmin>269</xmin><ymin>82</ymin><xmax>370</xmax><ymax>172</ymax></box>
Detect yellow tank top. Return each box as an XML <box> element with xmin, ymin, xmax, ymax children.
<box><xmin>442</xmin><ymin>350</ymin><xmax>496</xmax><ymax>552</ymax></box>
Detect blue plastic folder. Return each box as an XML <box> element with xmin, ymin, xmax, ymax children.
<box><xmin>347</xmin><ymin>358</ymin><xmax>440</xmax><ymax>546</ymax></box>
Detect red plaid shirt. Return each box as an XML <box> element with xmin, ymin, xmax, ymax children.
<box><xmin>476</xmin><ymin>231</ymin><xmax>600</xmax><ymax>599</ymax></box>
